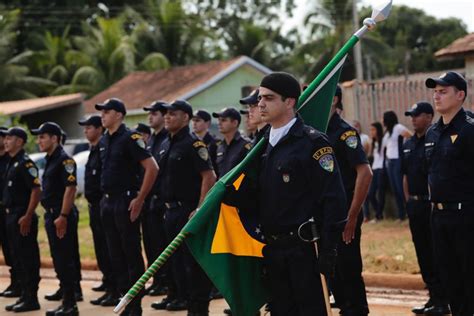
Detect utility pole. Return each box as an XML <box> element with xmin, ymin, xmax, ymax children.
<box><xmin>352</xmin><ymin>0</ymin><xmax>364</xmax><ymax>119</ymax></box>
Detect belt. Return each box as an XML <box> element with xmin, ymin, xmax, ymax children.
<box><xmin>104</xmin><ymin>191</ymin><xmax>133</xmax><ymax>199</ymax></box>
<box><xmin>433</xmin><ymin>202</ymin><xmax>464</xmax><ymax>211</ymax></box>
<box><xmin>409</xmin><ymin>195</ymin><xmax>430</xmax><ymax>201</ymax></box>
<box><xmin>164</xmin><ymin>201</ymin><xmax>183</xmax><ymax>210</ymax></box>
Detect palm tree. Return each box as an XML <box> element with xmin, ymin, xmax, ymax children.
<box><xmin>0</xmin><ymin>9</ymin><xmax>56</xmax><ymax>101</ymax></box>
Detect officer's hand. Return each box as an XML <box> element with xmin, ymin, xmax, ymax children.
<box><xmin>54</xmin><ymin>216</ymin><xmax>67</xmax><ymax>239</ymax></box>
<box><xmin>319</xmin><ymin>249</ymin><xmax>337</xmax><ymax>279</ymax></box>
<box><xmin>129</xmin><ymin>198</ymin><xmax>144</xmax><ymax>222</ymax></box>
<box><xmin>18</xmin><ymin>214</ymin><xmax>32</xmax><ymax>236</ymax></box>
<box><xmin>188</xmin><ymin>208</ymin><xmax>198</xmax><ymax>220</ymax></box>
<box><xmin>342</xmin><ymin>217</ymin><xmax>357</xmax><ymax>244</ymax></box>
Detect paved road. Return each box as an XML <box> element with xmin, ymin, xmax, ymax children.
<box><xmin>0</xmin><ymin>267</ymin><xmax>422</xmax><ymax>315</ymax></box>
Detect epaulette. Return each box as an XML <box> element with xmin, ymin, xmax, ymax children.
<box><xmin>303</xmin><ymin>125</ymin><xmax>323</xmax><ymax>140</ymax></box>
<box><xmin>466</xmin><ymin>112</ymin><xmax>474</xmax><ymax>125</ymax></box>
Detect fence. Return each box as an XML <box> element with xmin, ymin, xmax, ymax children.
<box><xmin>342</xmin><ymin>77</ymin><xmax>474</xmax><ymax>133</ymax></box>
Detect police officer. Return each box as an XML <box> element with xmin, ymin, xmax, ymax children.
<box><xmin>140</xmin><ymin>101</ymin><xmax>170</xmax><ymax>296</ymax></box>
<box><xmin>212</xmin><ymin>107</ymin><xmax>251</xmax><ymax>178</ymax></box>
<box><xmin>402</xmin><ymin>102</ymin><xmax>450</xmax><ymax>315</ymax></box>
<box><xmin>424</xmin><ymin>71</ymin><xmax>474</xmax><ymax>316</ymax></box>
<box><xmin>326</xmin><ymin>85</ymin><xmax>372</xmax><ymax>316</ymax></box>
<box><xmin>228</xmin><ymin>72</ymin><xmax>347</xmax><ymax>314</ymax></box>
<box><xmin>96</xmin><ymin>98</ymin><xmax>158</xmax><ymax>316</ymax></box>
<box><xmin>78</xmin><ymin>116</ymin><xmax>119</xmax><ymax>307</ymax></box>
<box><xmin>0</xmin><ymin>127</ymin><xmax>20</xmax><ymax>298</ymax></box>
<box><xmin>3</xmin><ymin>127</ymin><xmax>41</xmax><ymax>313</ymax></box>
<box><xmin>31</xmin><ymin>122</ymin><xmax>80</xmax><ymax>316</ymax></box>
<box><xmin>192</xmin><ymin>110</ymin><xmax>217</xmax><ymax>168</ymax></box>
<box><xmin>152</xmin><ymin>100</ymin><xmax>216</xmax><ymax>315</ymax></box>
<box><xmin>240</xmin><ymin>89</ymin><xmax>269</xmax><ymax>143</ymax></box>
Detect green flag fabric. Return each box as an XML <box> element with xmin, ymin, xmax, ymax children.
<box><xmin>184</xmin><ymin>53</ymin><xmax>348</xmax><ymax>316</ymax></box>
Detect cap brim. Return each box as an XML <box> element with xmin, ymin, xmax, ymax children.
<box><xmin>78</xmin><ymin>120</ymin><xmax>89</xmax><ymax>126</ymax></box>
<box><xmin>30</xmin><ymin>129</ymin><xmax>41</xmax><ymax>135</ymax></box>
<box><xmin>95</xmin><ymin>104</ymin><xmax>107</xmax><ymax>111</ymax></box>
<box><xmin>143</xmin><ymin>106</ymin><xmax>153</xmax><ymax>111</ymax></box>
<box><xmin>212</xmin><ymin>112</ymin><xmax>221</xmax><ymax>118</ymax></box>
<box><xmin>240</xmin><ymin>110</ymin><xmax>249</xmax><ymax>114</ymax></box>
<box><xmin>425</xmin><ymin>78</ymin><xmax>449</xmax><ymax>88</ymax></box>
<box><xmin>404</xmin><ymin>111</ymin><xmax>414</xmax><ymax>117</ymax></box>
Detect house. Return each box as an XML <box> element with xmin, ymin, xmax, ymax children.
<box><xmin>0</xmin><ymin>93</ymin><xmax>85</xmax><ymax>138</ymax></box>
<box><xmin>435</xmin><ymin>33</ymin><xmax>474</xmax><ymax>78</ymax></box>
<box><xmin>84</xmin><ymin>56</ymin><xmax>272</xmax><ymax>127</ymax></box>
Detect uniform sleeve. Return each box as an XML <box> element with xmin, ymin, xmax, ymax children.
<box><xmin>21</xmin><ymin>160</ymin><xmax>41</xmax><ymax>189</ymax></box>
<box><xmin>190</xmin><ymin>140</ymin><xmax>213</xmax><ymax>173</ymax></box>
<box><xmin>401</xmin><ymin>142</ymin><xmax>409</xmax><ymax>175</ymax></box>
<box><xmin>61</xmin><ymin>158</ymin><xmax>77</xmax><ymax>187</ymax></box>
<box><xmin>127</xmin><ymin>132</ymin><xmax>152</xmax><ymax>162</ymax></box>
<box><xmin>338</xmin><ymin>129</ymin><xmax>369</xmax><ymax>168</ymax></box>
<box><xmin>310</xmin><ymin>137</ymin><xmax>347</xmax><ymax>233</ymax></box>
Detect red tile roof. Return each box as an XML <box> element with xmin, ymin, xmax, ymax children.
<box><xmin>0</xmin><ymin>93</ymin><xmax>84</xmax><ymax>115</ymax></box>
<box><xmin>84</xmin><ymin>56</ymin><xmax>270</xmax><ymax>114</ymax></box>
<box><xmin>435</xmin><ymin>33</ymin><xmax>474</xmax><ymax>58</ymax></box>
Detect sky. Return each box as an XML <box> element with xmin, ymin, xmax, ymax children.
<box><xmin>290</xmin><ymin>0</ymin><xmax>474</xmax><ymax>32</ymax></box>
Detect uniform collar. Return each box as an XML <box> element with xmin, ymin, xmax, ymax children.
<box><xmin>224</xmin><ymin>130</ymin><xmax>242</xmax><ymax>146</ymax></box>
<box><xmin>264</xmin><ymin>115</ymin><xmax>305</xmax><ymax>141</ymax></box>
<box><xmin>11</xmin><ymin>149</ymin><xmax>25</xmax><ymax>162</ymax></box>
<box><xmin>107</xmin><ymin>123</ymin><xmax>126</xmax><ymax>137</ymax></box>
<box><xmin>169</xmin><ymin>125</ymin><xmax>190</xmax><ymax>141</ymax></box>
<box><xmin>46</xmin><ymin>145</ymin><xmax>62</xmax><ymax>160</ymax></box>
<box><xmin>203</xmin><ymin>132</ymin><xmax>214</xmax><ymax>143</ymax></box>
<box><xmin>434</xmin><ymin>108</ymin><xmax>466</xmax><ymax>131</ymax></box>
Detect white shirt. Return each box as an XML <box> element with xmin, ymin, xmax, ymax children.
<box><xmin>360</xmin><ymin>133</ymin><xmax>370</xmax><ymax>148</ymax></box>
<box><xmin>383</xmin><ymin>123</ymin><xmax>409</xmax><ymax>159</ymax></box>
<box><xmin>269</xmin><ymin>118</ymin><xmax>297</xmax><ymax>147</ymax></box>
<box><xmin>372</xmin><ymin>141</ymin><xmax>384</xmax><ymax>170</ymax></box>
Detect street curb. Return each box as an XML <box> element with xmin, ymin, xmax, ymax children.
<box><xmin>1</xmin><ymin>258</ymin><xmax>425</xmax><ymax>290</ymax></box>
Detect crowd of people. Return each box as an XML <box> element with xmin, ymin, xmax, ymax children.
<box><xmin>0</xmin><ymin>70</ymin><xmax>472</xmax><ymax>316</ymax></box>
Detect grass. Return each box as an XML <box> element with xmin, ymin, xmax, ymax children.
<box><xmin>32</xmin><ymin>197</ymin><xmax>418</xmax><ymax>274</ymax></box>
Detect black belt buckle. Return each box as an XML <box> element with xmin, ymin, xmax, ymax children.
<box><xmin>434</xmin><ymin>202</ymin><xmax>462</xmax><ymax>211</ymax></box>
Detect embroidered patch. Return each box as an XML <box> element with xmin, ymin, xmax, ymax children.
<box><xmin>34</xmin><ymin>178</ymin><xmax>40</xmax><ymax>185</ymax></box>
<box><xmin>340</xmin><ymin>130</ymin><xmax>356</xmax><ymax>141</ymax></box>
<box><xmin>28</xmin><ymin>167</ymin><xmax>38</xmax><ymax>178</ymax></box>
<box><xmin>67</xmin><ymin>175</ymin><xmax>76</xmax><ymax>182</ymax></box>
<box><xmin>25</xmin><ymin>162</ymin><xmax>33</xmax><ymax>168</ymax></box>
<box><xmin>131</xmin><ymin>133</ymin><xmax>142</xmax><ymax>140</ymax></box>
<box><xmin>193</xmin><ymin>140</ymin><xmax>206</xmax><ymax>148</ymax></box>
<box><xmin>313</xmin><ymin>147</ymin><xmax>334</xmax><ymax>172</ymax></box>
<box><xmin>345</xmin><ymin>135</ymin><xmax>358</xmax><ymax>149</ymax></box>
<box><xmin>450</xmin><ymin>134</ymin><xmax>458</xmax><ymax>143</ymax></box>
<box><xmin>63</xmin><ymin>159</ymin><xmax>75</xmax><ymax>174</ymax></box>
<box><xmin>198</xmin><ymin>147</ymin><xmax>209</xmax><ymax>161</ymax></box>
<box><xmin>136</xmin><ymin>138</ymin><xmax>146</xmax><ymax>149</ymax></box>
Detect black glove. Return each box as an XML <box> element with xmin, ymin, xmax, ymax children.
<box><xmin>318</xmin><ymin>248</ymin><xmax>337</xmax><ymax>279</ymax></box>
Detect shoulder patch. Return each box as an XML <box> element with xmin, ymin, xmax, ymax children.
<box><xmin>340</xmin><ymin>130</ymin><xmax>358</xmax><ymax>149</ymax></box>
<box><xmin>67</xmin><ymin>175</ymin><xmax>76</xmax><ymax>182</ymax></box>
<box><xmin>193</xmin><ymin>140</ymin><xmax>206</xmax><ymax>148</ymax></box>
<box><xmin>340</xmin><ymin>130</ymin><xmax>357</xmax><ymax>141</ymax></box>
<box><xmin>63</xmin><ymin>159</ymin><xmax>75</xmax><ymax>174</ymax></box>
<box><xmin>25</xmin><ymin>162</ymin><xmax>34</xmax><ymax>168</ymax></box>
<box><xmin>131</xmin><ymin>133</ymin><xmax>146</xmax><ymax>148</ymax></box>
<box><xmin>313</xmin><ymin>147</ymin><xmax>334</xmax><ymax>172</ymax></box>
<box><xmin>131</xmin><ymin>133</ymin><xmax>142</xmax><ymax>140</ymax></box>
<box><xmin>197</xmin><ymin>147</ymin><xmax>209</xmax><ymax>161</ymax></box>
<box><xmin>28</xmin><ymin>167</ymin><xmax>38</xmax><ymax>178</ymax></box>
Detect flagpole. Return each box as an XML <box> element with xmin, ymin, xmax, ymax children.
<box><xmin>114</xmin><ymin>1</ymin><xmax>392</xmax><ymax>313</ymax></box>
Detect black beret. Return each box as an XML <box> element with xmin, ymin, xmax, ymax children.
<box><xmin>260</xmin><ymin>72</ymin><xmax>301</xmax><ymax>100</ymax></box>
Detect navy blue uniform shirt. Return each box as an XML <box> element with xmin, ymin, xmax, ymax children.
<box><xmin>425</xmin><ymin>108</ymin><xmax>474</xmax><ymax>202</ymax></box>
<box><xmin>41</xmin><ymin>146</ymin><xmax>77</xmax><ymax>208</ymax></box>
<box><xmin>148</xmin><ymin>128</ymin><xmax>168</xmax><ymax>195</ymax></box>
<box><xmin>3</xmin><ymin>149</ymin><xmax>40</xmax><ymax>209</ymax></box>
<box><xmin>84</xmin><ymin>144</ymin><xmax>102</xmax><ymax>203</ymax></box>
<box><xmin>258</xmin><ymin>117</ymin><xmax>347</xmax><ymax>235</ymax></box>
<box><xmin>100</xmin><ymin>124</ymin><xmax>152</xmax><ymax>194</ymax></box>
<box><xmin>327</xmin><ymin>113</ymin><xmax>369</xmax><ymax>195</ymax></box>
<box><xmin>0</xmin><ymin>153</ymin><xmax>10</xmax><ymax>203</ymax></box>
<box><xmin>402</xmin><ymin>134</ymin><xmax>429</xmax><ymax>196</ymax></box>
<box><xmin>215</xmin><ymin>131</ymin><xmax>251</xmax><ymax>178</ymax></box>
<box><xmin>157</xmin><ymin>126</ymin><xmax>213</xmax><ymax>207</ymax></box>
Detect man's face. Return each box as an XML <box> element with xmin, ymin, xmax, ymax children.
<box><xmin>4</xmin><ymin>135</ymin><xmax>22</xmax><ymax>153</ymax></box>
<box><xmin>101</xmin><ymin>109</ymin><xmax>122</xmax><ymax>128</ymax></box>
<box><xmin>37</xmin><ymin>133</ymin><xmax>56</xmax><ymax>152</ymax></box>
<box><xmin>148</xmin><ymin>111</ymin><xmax>164</xmax><ymax>129</ymax></box>
<box><xmin>164</xmin><ymin>110</ymin><xmax>188</xmax><ymax>133</ymax></box>
<box><xmin>411</xmin><ymin>113</ymin><xmax>432</xmax><ymax>134</ymax></box>
<box><xmin>192</xmin><ymin>117</ymin><xmax>209</xmax><ymax>134</ymax></box>
<box><xmin>248</xmin><ymin>104</ymin><xmax>263</xmax><ymax>126</ymax></box>
<box><xmin>0</xmin><ymin>136</ymin><xmax>4</xmax><ymax>151</ymax></box>
<box><xmin>258</xmin><ymin>87</ymin><xmax>290</xmax><ymax>124</ymax></box>
<box><xmin>217</xmin><ymin>117</ymin><xmax>238</xmax><ymax>135</ymax></box>
<box><xmin>83</xmin><ymin>125</ymin><xmax>103</xmax><ymax>143</ymax></box>
<box><xmin>432</xmin><ymin>85</ymin><xmax>465</xmax><ymax>115</ymax></box>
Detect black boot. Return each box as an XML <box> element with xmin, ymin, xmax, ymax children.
<box><xmin>54</xmin><ymin>288</ymin><xmax>78</xmax><ymax>316</ymax></box>
<box><xmin>412</xmin><ymin>298</ymin><xmax>433</xmax><ymax>314</ymax></box>
<box><xmin>90</xmin><ymin>292</ymin><xmax>108</xmax><ymax>305</ymax></box>
<box><xmin>5</xmin><ymin>297</ymin><xmax>23</xmax><ymax>311</ymax></box>
<box><xmin>1</xmin><ymin>283</ymin><xmax>22</xmax><ymax>298</ymax></box>
<box><xmin>92</xmin><ymin>282</ymin><xmax>106</xmax><ymax>292</ymax></box>
<box><xmin>45</xmin><ymin>305</ymin><xmax>64</xmax><ymax>316</ymax></box>
<box><xmin>12</xmin><ymin>291</ymin><xmax>40</xmax><ymax>313</ymax></box>
<box><xmin>100</xmin><ymin>292</ymin><xmax>120</xmax><ymax>307</ymax></box>
<box><xmin>424</xmin><ymin>304</ymin><xmax>451</xmax><ymax>316</ymax></box>
<box><xmin>151</xmin><ymin>296</ymin><xmax>173</xmax><ymax>310</ymax></box>
<box><xmin>45</xmin><ymin>288</ymin><xmax>63</xmax><ymax>301</ymax></box>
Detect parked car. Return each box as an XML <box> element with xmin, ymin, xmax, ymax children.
<box><xmin>29</xmin><ymin>150</ymin><xmax>89</xmax><ymax>196</ymax></box>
